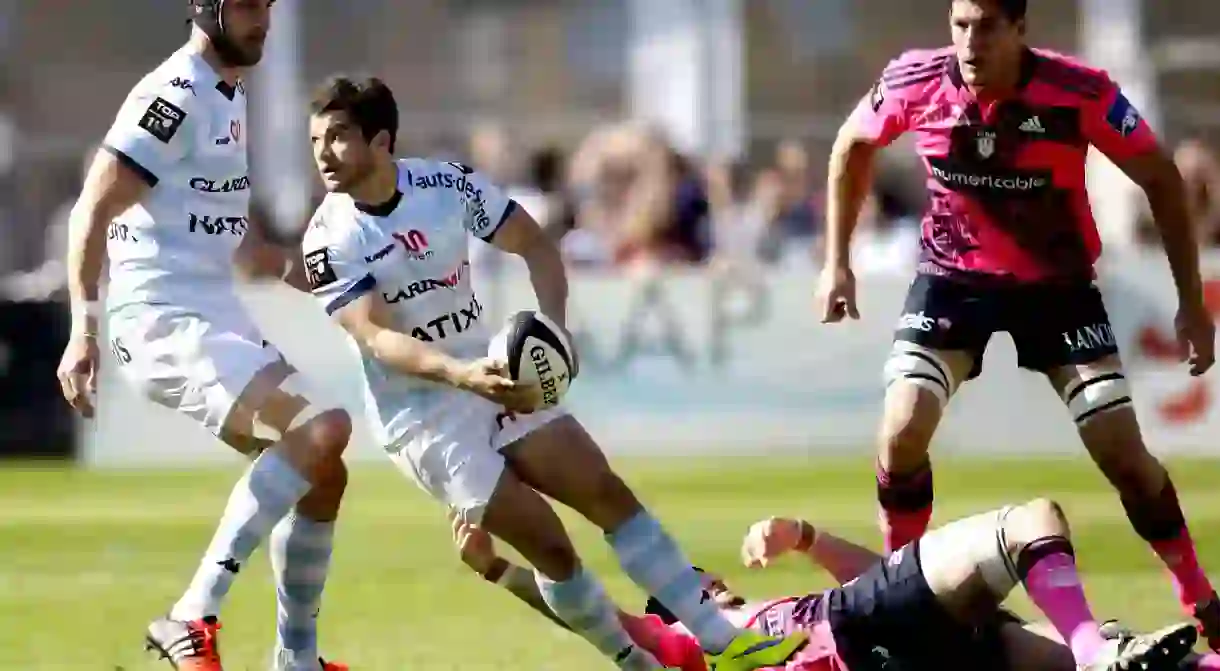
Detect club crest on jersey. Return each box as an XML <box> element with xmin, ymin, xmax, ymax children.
<box><xmin>230</xmin><ymin>120</ymin><xmax>242</xmax><ymax>143</ymax></box>
<box><xmin>976</xmin><ymin>131</ymin><xmax>996</xmax><ymax>159</ymax></box>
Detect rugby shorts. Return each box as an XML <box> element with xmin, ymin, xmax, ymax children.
<box><xmin>106</xmin><ymin>303</ymin><xmax>283</xmax><ymax>437</ymax></box>
<box><xmin>384</xmin><ymin>392</ymin><xmax>567</xmax><ymax>520</ymax></box>
<box><xmin>894</xmin><ymin>272</ymin><xmax>1118</xmax><ymax>380</ymax></box>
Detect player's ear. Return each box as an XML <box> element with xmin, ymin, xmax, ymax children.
<box><xmin>1015</xmin><ymin>18</ymin><xmax>1026</xmax><ymax>37</ymax></box>
<box><xmin>371</xmin><ymin>129</ymin><xmax>391</xmax><ymax>153</ymax></box>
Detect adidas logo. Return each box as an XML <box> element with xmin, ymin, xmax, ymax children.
<box><xmin>1019</xmin><ymin>116</ymin><xmax>1045</xmax><ymax>133</ymax></box>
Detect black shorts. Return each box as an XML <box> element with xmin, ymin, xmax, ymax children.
<box><xmin>895</xmin><ymin>273</ymin><xmax>1118</xmax><ymax>380</ymax></box>
<box><xmin>825</xmin><ymin>541</ymin><xmax>1009</xmax><ymax>671</ymax></box>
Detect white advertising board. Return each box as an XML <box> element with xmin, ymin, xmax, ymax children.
<box><xmin>83</xmin><ymin>251</ymin><xmax>1220</xmax><ymax>466</ymax></box>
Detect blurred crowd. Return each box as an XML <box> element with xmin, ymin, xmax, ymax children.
<box><xmin>3</xmin><ymin>122</ymin><xmax>1220</xmax><ymax>304</ymax></box>
<box><xmin>457</xmin><ymin>121</ymin><xmax>925</xmax><ymax>274</ymax></box>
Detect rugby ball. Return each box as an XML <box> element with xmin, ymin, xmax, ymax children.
<box><xmin>488</xmin><ymin>311</ymin><xmax>576</xmax><ymax>411</ymax></box>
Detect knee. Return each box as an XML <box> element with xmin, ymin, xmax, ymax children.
<box><xmin>533</xmin><ymin>537</ymin><xmax>581</xmax><ymax>580</ymax></box>
<box><xmin>297</xmin><ymin>462</ymin><xmax>348</xmax><ymax>520</ymax></box>
<box><xmin>878</xmin><ymin>404</ymin><xmax>937</xmax><ymax>471</ymax></box>
<box><xmin>302</xmin><ymin>409</ymin><xmax>352</xmax><ymax>459</ymax></box>
<box><xmin>1004</xmin><ymin>498</ymin><xmax>1070</xmax><ymax>547</ymax></box>
<box><xmin>1017</xmin><ymin>497</ymin><xmax>1067</xmax><ymax>531</ymax></box>
<box><xmin>315</xmin><ymin>456</ymin><xmax>348</xmax><ymax>496</ymax></box>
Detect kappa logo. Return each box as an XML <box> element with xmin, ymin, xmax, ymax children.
<box><xmin>868</xmin><ymin>80</ymin><xmax>885</xmax><ymax>112</ymax></box>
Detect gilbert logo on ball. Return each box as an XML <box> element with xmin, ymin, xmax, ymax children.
<box><xmin>490</xmin><ymin>310</ymin><xmax>575</xmax><ymax>410</ymax></box>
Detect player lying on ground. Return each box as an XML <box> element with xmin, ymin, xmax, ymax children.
<box><xmin>815</xmin><ymin>0</ymin><xmax>1219</xmax><ymax>648</ymax></box>
<box><xmin>57</xmin><ymin>1</ymin><xmax>349</xmax><ymax>669</ymax></box>
<box><xmin>299</xmin><ymin>75</ymin><xmax>805</xmax><ymax>671</ymax></box>
<box><xmin>455</xmin><ymin>498</ymin><xmax>1202</xmax><ymax>671</ymax></box>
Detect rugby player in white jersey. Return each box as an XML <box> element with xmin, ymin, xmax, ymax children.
<box><xmin>56</xmin><ymin>2</ymin><xmax>349</xmax><ymax>670</ymax></box>
<box><xmin>300</xmin><ymin>75</ymin><xmax>807</xmax><ymax>671</ymax></box>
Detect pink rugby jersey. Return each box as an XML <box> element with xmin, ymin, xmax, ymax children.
<box><xmin>850</xmin><ymin>47</ymin><xmax>1158</xmax><ymax>283</ymax></box>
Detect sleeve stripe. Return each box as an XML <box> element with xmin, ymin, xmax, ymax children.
<box><xmin>882</xmin><ymin>54</ymin><xmax>951</xmax><ymax>80</ymax></box>
<box><xmin>101</xmin><ymin>143</ymin><xmax>159</xmax><ymax>187</ymax></box>
<box><xmin>478</xmin><ymin>199</ymin><xmax>518</xmax><ymax>242</ymax></box>
<box><xmin>324</xmin><ymin>274</ymin><xmax>376</xmax><ymax>315</ymax></box>
<box><xmin>882</xmin><ymin>60</ymin><xmax>948</xmax><ymax>86</ymax></box>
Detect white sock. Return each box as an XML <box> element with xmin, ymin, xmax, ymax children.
<box><xmin>170</xmin><ymin>450</ymin><xmax>311</xmax><ymax>620</ymax></box>
<box><xmin>271</xmin><ymin>513</ymin><xmax>335</xmax><ymax>665</ymax></box>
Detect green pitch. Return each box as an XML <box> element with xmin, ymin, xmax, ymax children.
<box><xmin>1</xmin><ymin>456</ymin><xmax>1218</xmax><ymax>670</ymax></box>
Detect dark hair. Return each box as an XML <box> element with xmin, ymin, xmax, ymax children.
<box><xmin>643</xmin><ymin>567</ymin><xmax>704</xmax><ymax>625</ymax></box>
<box><xmin>954</xmin><ymin>0</ymin><xmax>1026</xmax><ymax>22</ymax></box>
<box><xmin>310</xmin><ymin>76</ymin><xmax>399</xmax><ymax>153</ymax></box>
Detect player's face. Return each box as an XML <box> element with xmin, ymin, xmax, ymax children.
<box><xmin>950</xmin><ymin>0</ymin><xmax>1025</xmax><ymax>88</ymax></box>
<box><xmin>220</xmin><ymin>0</ymin><xmax>272</xmax><ymax>66</ymax></box>
<box><xmin>310</xmin><ymin>111</ymin><xmax>376</xmax><ymax>193</ymax></box>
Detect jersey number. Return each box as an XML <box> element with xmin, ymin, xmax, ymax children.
<box><xmin>110</xmin><ymin>337</ymin><xmax>132</xmax><ymax>365</ymax></box>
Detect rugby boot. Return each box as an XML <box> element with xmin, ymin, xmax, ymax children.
<box><xmin>1101</xmin><ymin>621</ymin><xmax>1206</xmax><ymax>671</ymax></box>
<box><xmin>1081</xmin><ymin>623</ymin><xmax>1196</xmax><ymax>671</ymax></box>
<box><xmin>320</xmin><ymin>660</ymin><xmax>348</xmax><ymax>671</ymax></box>
<box><xmin>145</xmin><ymin>615</ymin><xmax>223</xmax><ymax>671</ymax></box>
<box><xmin>1190</xmin><ymin>592</ymin><xmax>1220</xmax><ymax>652</ymax></box>
<box><xmin>703</xmin><ymin>629</ymin><xmax>808</xmax><ymax>671</ymax></box>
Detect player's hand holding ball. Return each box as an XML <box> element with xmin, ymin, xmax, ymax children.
<box><xmin>741</xmin><ymin>517</ymin><xmax>810</xmax><ymax>568</ymax></box>
<box><xmin>486</xmin><ymin>310</ymin><xmax>576</xmax><ymax>412</ymax></box>
<box><xmin>816</xmin><ymin>263</ymin><xmax>859</xmax><ymax>323</ymax></box>
<box><xmin>457</xmin><ymin>358</ymin><xmax>538</xmax><ymax>414</ymax></box>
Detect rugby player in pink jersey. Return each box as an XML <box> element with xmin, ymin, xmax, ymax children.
<box><xmin>814</xmin><ymin>0</ymin><xmax>1220</xmax><ymax>649</ymax></box>
<box><xmin>453</xmin><ymin>501</ymin><xmax>1203</xmax><ymax>670</ymax></box>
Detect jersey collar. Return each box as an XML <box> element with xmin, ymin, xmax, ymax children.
<box><xmin>354</xmin><ymin>189</ymin><xmax>403</xmax><ymax>217</ymax></box>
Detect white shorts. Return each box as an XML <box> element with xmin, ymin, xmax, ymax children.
<box><xmin>106</xmin><ymin>305</ymin><xmax>283</xmax><ymax>437</ymax></box>
<box><xmin>386</xmin><ymin>393</ymin><xmax>567</xmax><ymax>521</ymax></box>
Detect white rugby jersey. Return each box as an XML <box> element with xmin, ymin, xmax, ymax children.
<box><xmin>302</xmin><ymin>158</ymin><xmax>515</xmax><ymax>445</ymax></box>
<box><xmin>101</xmin><ymin>46</ymin><xmax>251</xmax><ymax>314</ymax></box>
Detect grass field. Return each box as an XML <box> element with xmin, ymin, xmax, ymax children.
<box><xmin>2</xmin><ymin>456</ymin><xmax>1219</xmax><ymax>670</ymax></box>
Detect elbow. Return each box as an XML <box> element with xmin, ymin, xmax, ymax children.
<box><xmin>1136</xmin><ymin>151</ymin><xmax>1187</xmax><ymax>203</ymax></box>
<box><xmin>830</xmin><ymin>122</ymin><xmax>868</xmax><ymax>157</ymax></box>
<box><xmin>522</xmin><ymin>236</ymin><xmax>566</xmax><ymax>273</ymax></box>
<box><xmin>829</xmin><ymin>132</ymin><xmax>876</xmax><ymax>181</ymax></box>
